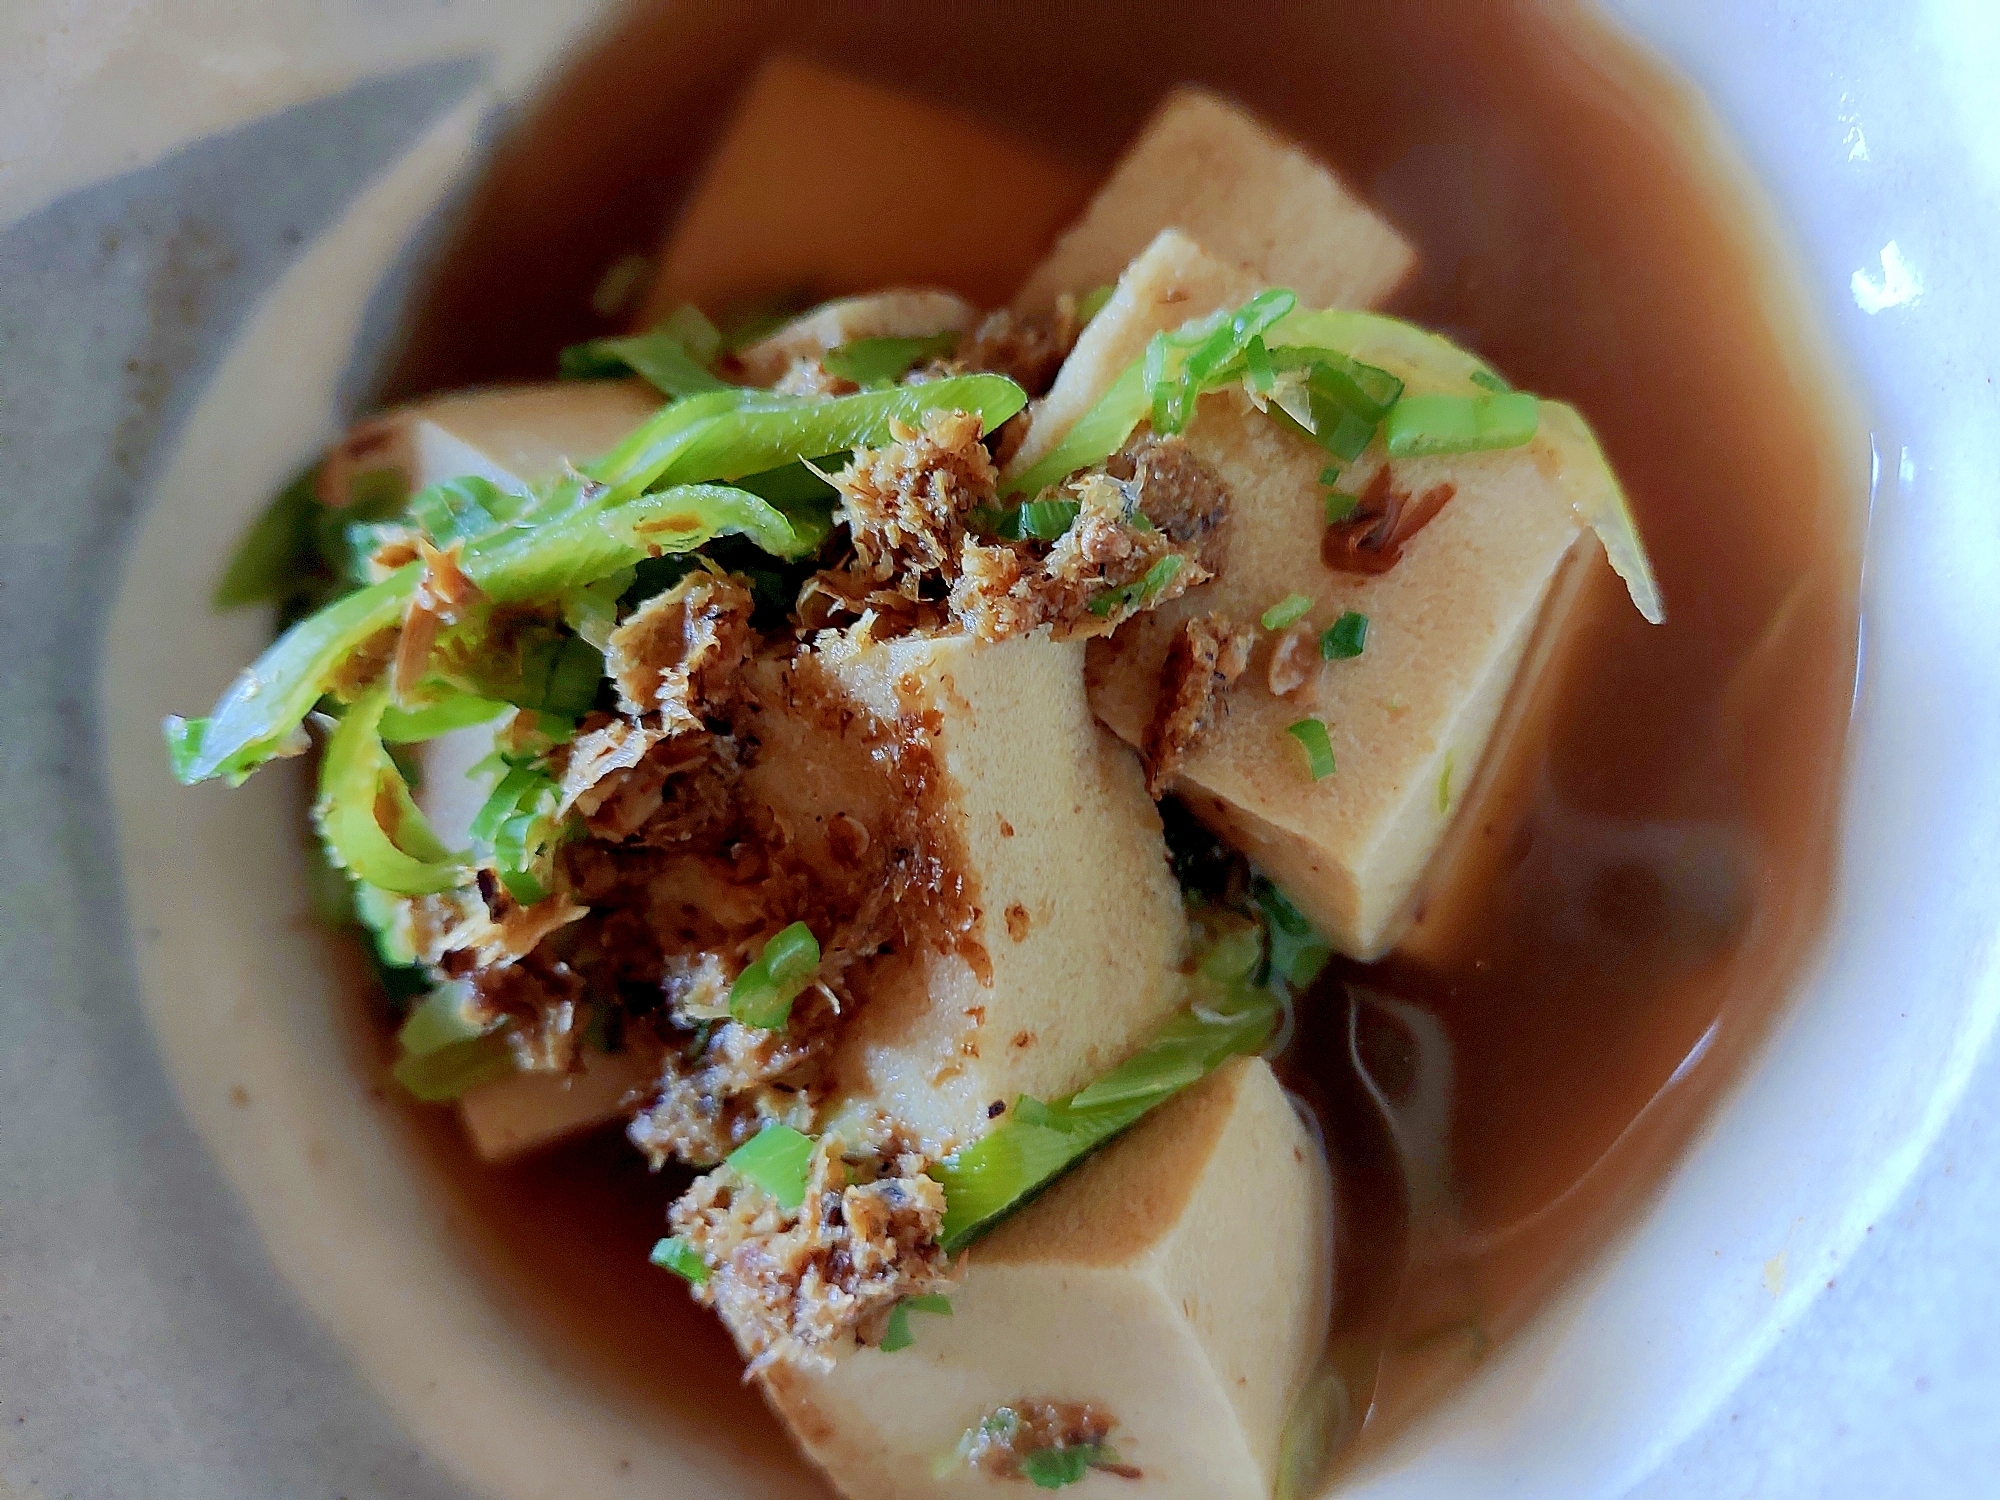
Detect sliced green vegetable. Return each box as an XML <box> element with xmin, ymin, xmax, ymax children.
<box><xmin>395</xmin><ymin>983</ymin><xmax>490</xmax><ymax>1058</ymax></box>
<box><xmin>1470</xmin><ymin>367</ymin><xmax>1512</xmax><ymax>393</ymax></box>
<box><xmin>1382</xmin><ymin>390</ymin><xmax>1539</xmax><ymax>457</ymax></box>
<box><xmin>1148</xmin><ymin>288</ymin><xmax>1295</xmax><ymax>436</ymax></box>
<box><xmin>377</xmin><ymin>693</ymin><xmax>509</xmax><ymax>742</ymax></box>
<box><xmin>1286</xmin><ymin>718</ymin><xmax>1337</xmax><ymax>782</ymax></box>
<box><xmin>213</xmin><ymin>464</ymin><xmax>323</xmax><ymax>609</ymax></box>
<box><xmin>392</xmin><ymin>1031</ymin><xmax>514</xmax><ymax>1102</ymax></box>
<box><xmin>1076</xmin><ymin>284</ymin><xmax>1115</xmax><ymax>324</ymax></box>
<box><xmin>729</xmin><ymin>920</ymin><xmax>820</xmax><ymax>1029</ymax></box>
<box><xmin>1438</xmin><ymin>750</ymin><xmax>1455</xmax><ymax>814</ymax></box>
<box><xmin>650</xmin><ymin>1235</ymin><xmax>709</xmax><ymax>1285</ymax></box>
<box><xmin>880</xmin><ymin>1293</ymin><xmax>952</xmax><ymax>1352</ymax></box>
<box><xmin>561</xmin><ymin>306</ymin><xmax>727</xmax><ymax>398</ymax></box>
<box><xmin>822</xmin><ymin>331</ymin><xmax>959</xmax><ymax>386</ymax></box>
<box><xmin>727</xmin><ymin>1123</ymin><xmax>816</xmax><ymax>1212</ymax></box>
<box><xmin>1261</xmin><ymin>593</ymin><xmax>1312</xmax><ymax>631</ymax></box>
<box><xmin>314</xmin><ymin>689</ymin><xmax>469</xmax><ymax>895</ymax></box>
<box><xmin>1088</xmin><ymin>553</ymin><xmax>1184</xmax><ymax>618</ymax></box>
<box><xmin>1320</xmin><ymin>611</ymin><xmax>1368</xmax><ymax>661</ymax></box>
<box><xmin>1018</xmin><ymin>499</ymin><xmax>1080</xmax><ymax>540</ymax></box>
<box><xmin>931</xmin><ymin>979</ymin><xmax>1278</xmax><ymax>1250</ymax></box>
<box><xmin>468</xmin><ymin>761</ymin><xmax>566</xmax><ymax>905</ymax></box>
<box><xmin>1022</xmin><ymin>1445</ymin><xmax>1114</xmax><ymax>1489</ymax></box>
<box><xmin>1254</xmin><ymin>879</ymin><xmax>1332</xmax><ymax>990</ymax></box>
<box><xmin>406</xmin><ymin>474</ymin><xmax>535</xmax><ymax>550</ymax></box>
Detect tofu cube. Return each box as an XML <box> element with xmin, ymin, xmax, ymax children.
<box><xmin>1084</xmin><ymin>386</ymin><xmax>1593</xmax><ymax>958</ymax></box>
<box><xmin>763</xmin><ymin>1056</ymin><xmax>1334</xmax><ymax>1500</ymax></box>
<box><xmin>640</xmin><ymin>55</ymin><xmax>1089</xmax><ymax>326</ymax></box>
<box><xmin>1012</xmin><ymin>86</ymin><xmax>1414</xmax><ymax>317</ymax></box>
<box><xmin>806</xmin><ymin>630</ymin><xmax>1189</xmax><ymax>1155</ymax></box>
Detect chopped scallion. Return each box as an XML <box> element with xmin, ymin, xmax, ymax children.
<box><xmin>879</xmin><ymin>1293</ymin><xmax>952</xmax><ymax>1352</ymax></box>
<box><xmin>1088</xmin><ymin>553</ymin><xmax>1184</xmax><ymax>618</ymax></box>
<box><xmin>728</xmin><ymin>920</ymin><xmax>820</xmax><ymax>1030</ymax></box>
<box><xmin>1076</xmin><ymin>284</ymin><xmax>1116</xmax><ymax>324</ymax></box>
<box><xmin>391</xmin><ymin>1029</ymin><xmax>514</xmax><ymax>1102</ymax></box>
<box><xmin>1021</xmin><ymin>1445</ymin><xmax>1113</xmax><ymax>1490</ymax></box>
<box><xmin>1320</xmin><ymin>611</ymin><xmax>1368</xmax><ymax>661</ymax></box>
<box><xmin>1261</xmin><ymin>593</ymin><xmax>1312</xmax><ymax>631</ymax></box>
<box><xmin>650</xmin><ymin>1235</ymin><xmax>709</xmax><ymax>1285</ymax></box>
<box><xmin>1286</xmin><ymin>718</ymin><xmax>1336</xmax><ymax>781</ymax></box>
<box><xmin>726</xmin><ymin>1123</ymin><xmax>816</xmax><ymax>1212</ymax></box>
<box><xmin>1438</xmin><ymin>750</ymin><xmax>1455</xmax><ymax>813</ymax></box>
<box><xmin>822</xmin><ymin>331</ymin><xmax>959</xmax><ymax>386</ymax></box>
<box><xmin>1018</xmin><ymin>499</ymin><xmax>1081</xmax><ymax>540</ymax></box>
<box><xmin>1383</xmin><ymin>390</ymin><xmax>1539</xmax><ymax>457</ymax></box>
<box><xmin>1324</xmin><ymin>490</ymin><xmax>1360</xmax><ymax>524</ymax></box>
<box><xmin>1469</xmin><ymin>367</ymin><xmax>1512</xmax><ymax>392</ymax></box>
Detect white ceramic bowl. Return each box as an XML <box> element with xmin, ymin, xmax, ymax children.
<box><xmin>3</xmin><ymin>2</ymin><xmax>1995</xmax><ymax>1496</ymax></box>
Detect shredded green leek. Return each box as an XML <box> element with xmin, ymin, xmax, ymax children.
<box><xmin>650</xmin><ymin>1235</ymin><xmax>709</xmax><ymax>1285</ymax></box>
<box><xmin>1320</xmin><ymin>611</ymin><xmax>1368</xmax><ymax>661</ymax></box>
<box><xmin>213</xmin><ymin>464</ymin><xmax>323</xmax><ymax>609</ymax></box>
<box><xmin>391</xmin><ymin>1031</ymin><xmax>515</xmax><ymax>1102</ymax></box>
<box><xmin>560</xmin><ymin>307</ymin><xmax>726</xmax><ymax>398</ymax></box>
<box><xmin>1021</xmin><ymin>1445</ymin><xmax>1116</xmax><ymax>1490</ymax></box>
<box><xmin>377</xmin><ymin>693</ymin><xmax>509</xmax><ymax>742</ymax></box>
<box><xmin>1261</xmin><ymin>593</ymin><xmax>1312</xmax><ymax>631</ymax></box>
<box><xmin>313</xmin><ymin>690</ymin><xmax>468</xmax><ymax>895</ymax></box>
<box><xmin>1382</xmin><ymin>390</ymin><xmax>1539</xmax><ymax>457</ymax></box>
<box><xmin>1075</xmin><ymin>284</ymin><xmax>1115</xmax><ymax>324</ymax></box>
<box><xmin>728</xmin><ymin>921</ymin><xmax>820</xmax><ymax>1030</ymax></box>
<box><xmin>1018</xmin><ymin>499</ymin><xmax>1080</xmax><ymax>540</ymax></box>
<box><xmin>1286</xmin><ymin>718</ymin><xmax>1337</xmax><ymax>782</ymax></box>
<box><xmin>1088</xmin><ymin>553</ymin><xmax>1183</xmax><ymax>618</ymax></box>
<box><xmin>727</xmin><ymin>1123</ymin><xmax>816</xmax><ymax>1212</ymax></box>
<box><xmin>879</xmin><ymin>1293</ymin><xmax>952</xmax><ymax>1352</ymax></box>
<box><xmin>822</xmin><ymin>331</ymin><xmax>959</xmax><ymax>386</ymax></box>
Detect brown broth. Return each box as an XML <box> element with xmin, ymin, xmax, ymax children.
<box><xmin>375</xmin><ymin>0</ymin><xmax>1862</xmax><ymax>1490</ymax></box>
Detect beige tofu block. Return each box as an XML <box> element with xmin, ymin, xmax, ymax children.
<box><xmin>764</xmin><ymin>1056</ymin><xmax>1333</xmax><ymax>1500</ymax></box>
<box><xmin>455</xmin><ymin>1045</ymin><xmax>661</xmax><ymax>1164</ymax></box>
<box><xmin>1013</xmin><ymin>86</ymin><xmax>1413</xmax><ymax>318</ymax></box>
<box><xmin>813</xmin><ymin>630</ymin><xmax>1189</xmax><ymax>1155</ymax></box>
<box><xmin>1086</xmin><ymin>410</ymin><xmax>1590</xmax><ymax>958</ymax></box>
<box><xmin>324</xmin><ymin>380</ymin><xmax>660</xmax><ymax>509</ymax></box>
<box><xmin>639</xmin><ymin>56</ymin><xmax>1089</xmax><ymax>327</ymax></box>
<box><xmin>1007</xmin><ymin>228</ymin><xmax>1261</xmax><ymax>482</ymax></box>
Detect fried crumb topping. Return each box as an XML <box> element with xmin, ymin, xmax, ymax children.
<box><xmin>1142</xmin><ymin>613</ymin><xmax>1256</xmax><ymax>797</ymax></box>
<box><xmin>671</xmin><ymin>1136</ymin><xmax>957</xmax><ymax>1372</ymax></box>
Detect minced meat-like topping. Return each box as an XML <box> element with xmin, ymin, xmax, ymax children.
<box><xmin>670</xmin><ymin>1136</ymin><xmax>956</xmax><ymax>1372</ymax></box>
<box><xmin>835</xmin><ymin>408</ymin><xmax>999</xmax><ymax>584</ymax></box>
<box><xmin>1142</xmin><ymin>613</ymin><xmax>1255</xmax><ymax>797</ymax></box>
<box><xmin>607</xmin><ymin>570</ymin><xmax>755</xmax><ymax>731</ymax></box>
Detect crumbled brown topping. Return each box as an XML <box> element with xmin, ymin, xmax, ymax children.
<box><xmin>671</xmin><ymin>1136</ymin><xmax>957</xmax><ymax>1372</ymax></box>
<box><xmin>836</xmin><ymin>408</ymin><xmax>999</xmax><ymax>584</ymax></box>
<box><xmin>954</xmin><ymin>304</ymin><xmax>1079</xmax><ymax>396</ymax></box>
<box><xmin>1323</xmin><ymin>464</ymin><xmax>1455</xmax><ymax>574</ymax></box>
<box><xmin>959</xmin><ymin>1399</ymin><xmax>1139</xmax><ymax>1482</ymax></box>
<box><xmin>607</xmin><ymin>571</ymin><xmax>756</xmax><ymax>732</ymax></box>
<box><xmin>1142</xmin><ymin>614</ymin><xmax>1255</xmax><ymax>797</ymax></box>
<box><xmin>1267</xmin><ymin>622</ymin><xmax>1318</xmax><ymax>699</ymax></box>
<box><xmin>772</xmin><ymin>358</ymin><xmax>860</xmax><ymax>399</ymax></box>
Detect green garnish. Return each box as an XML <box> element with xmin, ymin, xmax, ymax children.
<box><xmin>650</xmin><ymin>1235</ymin><xmax>709</xmax><ymax>1285</ymax></box>
<box><xmin>1382</xmin><ymin>390</ymin><xmax>1539</xmax><ymax>458</ymax></box>
<box><xmin>1018</xmin><ymin>499</ymin><xmax>1081</xmax><ymax>541</ymax></box>
<box><xmin>1021</xmin><ymin>1445</ymin><xmax>1116</xmax><ymax>1490</ymax></box>
<box><xmin>468</xmin><ymin>762</ymin><xmax>567</xmax><ymax>905</ymax></box>
<box><xmin>377</xmin><ymin>693</ymin><xmax>509</xmax><ymax>743</ymax></box>
<box><xmin>560</xmin><ymin>305</ymin><xmax>725</xmax><ymax>398</ymax></box>
<box><xmin>1438</xmin><ymin>750</ymin><xmax>1455</xmax><ymax>813</ymax></box>
<box><xmin>394</xmin><ymin>984</ymin><xmax>488</xmax><ymax>1058</ymax></box>
<box><xmin>726</xmin><ymin>1123</ymin><xmax>816</xmax><ymax>1212</ymax></box>
<box><xmin>1075</xmin><ymin>284</ymin><xmax>1116</xmax><ymax>324</ymax></box>
<box><xmin>931</xmin><ymin>934</ymin><xmax>1282</xmax><ymax>1250</ymax></box>
<box><xmin>1318</xmin><ymin>465</ymin><xmax>1342</xmax><ymax>486</ymax></box>
<box><xmin>728</xmin><ymin>920</ymin><xmax>820</xmax><ymax>1030</ymax></box>
<box><xmin>390</xmin><ymin>1030</ymin><xmax>515</xmax><ymax>1102</ymax></box>
<box><xmin>314</xmin><ymin>689</ymin><xmax>467</xmax><ymax>895</ymax></box>
<box><xmin>1324</xmin><ymin>490</ymin><xmax>1359</xmax><ymax>523</ymax></box>
<box><xmin>1146</xmin><ymin>288</ymin><xmax>1296</xmax><ymax>436</ymax></box>
<box><xmin>822</xmin><ymin>331</ymin><xmax>959</xmax><ymax>386</ymax></box>
<box><xmin>879</xmin><ymin>1293</ymin><xmax>952</xmax><ymax>1352</ymax></box>
<box><xmin>1088</xmin><ymin>553</ymin><xmax>1184</xmax><ymax>618</ymax></box>
<box><xmin>1320</xmin><ymin>611</ymin><xmax>1368</xmax><ymax>660</ymax></box>
<box><xmin>213</xmin><ymin>464</ymin><xmax>323</xmax><ymax>609</ymax></box>
<box><xmin>1286</xmin><ymin>718</ymin><xmax>1336</xmax><ymax>782</ymax></box>
<box><xmin>1469</xmin><ymin>367</ymin><xmax>1512</xmax><ymax>393</ymax></box>
<box><xmin>1254</xmin><ymin>880</ymin><xmax>1332</xmax><ymax>990</ymax></box>
<box><xmin>1260</xmin><ymin>593</ymin><xmax>1312</xmax><ymax>631</ymax></box>
<box><xmin>1244</xmin><ymin>333</ymin><xmax>1276</xmax><ymax>394</ymax></box>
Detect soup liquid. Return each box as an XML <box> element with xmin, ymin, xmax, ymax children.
<box><xmin>377</xmin><ymin>0</ymin><xmax>1862</xmax><ymax>1488</ymax></box>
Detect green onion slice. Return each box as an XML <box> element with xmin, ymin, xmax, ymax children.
<box><xmin>1382</xmin><ymin>391</ymin><xmax>1539</xmax><ymax>457</ymax></box>
<box><xmin>1320</xmin><ymin>611</ymin><xmax>1368</xmax><ymax>661</ymax></box>
<box><xmin>728</xmin><ymin>920</ymin><xmax>820</xmax><ymax>1030</ymax></box>
<box><xmin>1261</xmin><ymin>593</ymin><xmax>1312</xmax><ymax>631</ymax></box>
<box><xmin>561</xmin><ymin>306</ymin><xmax>727</xmax><ymax>398</ymax></box>
<box><xmin>822</xmin><ymin>331</ymin><xmax>960</xmax><ymax>386</ymax></box>
<box><xmin>1076</xmin><ymin>284</ymin><xmax>1116</xmax><ymax>324</ymax></box>
<box><xmin>727</xmin><ymin>1123</ymin><xmax>816</xmax><ymax>1212</ymax></box>
<box><xmin>1020</xmin><ymin>1445</ymin><xmax>1115</xmax><ymax>1490</ymax></box>
<box><xmin>377</xmin><ymin>693</ymin><xmax>509</xmax><ymax>742</ymax></box>
<box><xmin>1286</xmin><ymin>718</ymin><xmax>1336</xmax><ymax>782</ymax></box>
<box><xmin>391</xmin><ymin>1031</ymin><xmax>515</xmax><ymax>1102</ymax></box>
<box><xmin>879</xmin><ymin>1293</ymin><xmax>953</xmax><ymax>1353</ymax></box>
<box><xmin>314</xmin><ymin>689</ymin><xmax>469</xmax><ymax>895</ymax></box>
<box><xmin>931</xmin><ymin>980</ymin><xmax>1279</xmax><ymax>1251</ymax></box>
<box><xmin>1254</xmin><ymin>879</ymin><xmax>1332</xmax><ymax>990</ymax></box>
<box><xmin>1088</xmin><ymin>553</ymin><xmax>1184</xmax><ymax>618</ymax></box>
<box><xmin>1018</xmin><ymin>499</ymin><xmax>1080</xmax><ymax>540</ymax></box>
<box><xmin>650</xmin><ymin>1235</ymin><xmax>709</xmax><ymax>1285</ymax></box>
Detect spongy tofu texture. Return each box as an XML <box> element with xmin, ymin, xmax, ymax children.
<box><xmin>763</xmin><ymin>1057</ymin><xmax>1334</xmax><ymax>1500</ymax></box>
<box><xmin>640</xmin><ymin>55</ymin><xmax>1089</xmax><ymax>325</ymax></box>
<box><xmin>1013</xmin><ymin>85</ymin><xmax>1413</xmax><ymax>316</ymax></box>
<box><xmin>813</xmin><ymin>630</ymin><xmax>1189</xmax><ymax>1156</ymax></box>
